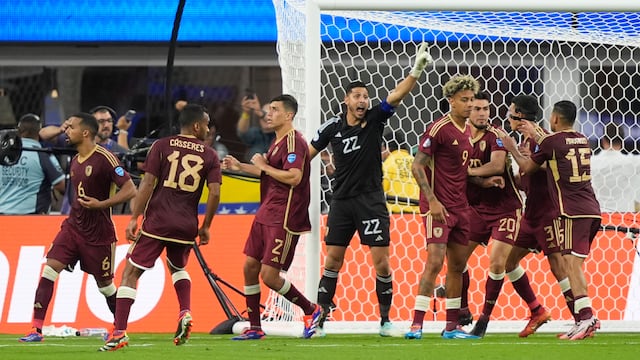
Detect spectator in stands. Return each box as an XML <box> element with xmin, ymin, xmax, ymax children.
<box><xmin>381</xmin><ymin>130</ymin><xmax>419</xmax><ymax>214</ymax></box>
<box><xmin>237</xmin><ymin>94</ymin><xmax>275</xmax><ymax>162</ymax></box>
<box><xmin>590</xmin><ymin>122</ymin><xmax>640</xmax><ymax>212</ymax></box>
<box><xmin>0</xmin><ymin>114</ymin><xmax>66</xmax><ymax>214</ymax></box>
<box><xmin>114</xmin><ymin>109</ymin><xmax>135</xmax><ymax>148</ymax></box>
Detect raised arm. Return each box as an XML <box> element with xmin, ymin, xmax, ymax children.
<box><xmin>115</xmin><ymin>115</ymin><xmax>131</xmax><ymax>150</ymax></box>
<box><xmin>39</xmin><ymin>123</ymin><xmax>69</xmax><ymax>141</ymax></box>
<box><xmin>221</xmin><ymin>154</ymin><xmax>261</xmax><ymax>178</ymax></box>
<box><xmin>237</xmin><ymin>96</ymin><xmax>263</xmax><ymax>135</ymax></box>
<box><xmin>386</xmin><ymin>43</ymin><xmax>433</xmax><ymax>106</ymax></box>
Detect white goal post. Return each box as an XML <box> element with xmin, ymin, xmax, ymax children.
<box><xmin>251</xmin><ymin>0</ymin><xmax>640</xmax><ymax>336</ymax></box>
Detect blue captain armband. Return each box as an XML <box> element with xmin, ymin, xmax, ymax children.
<box><xmin>380</xmin><ymin>100</ymin><xmax>395</xmax><ymax>114</ymax></box>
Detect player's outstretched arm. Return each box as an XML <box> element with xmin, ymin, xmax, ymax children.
<box><xmin>221</xmin><ymin>154</ymin><xmax>261</xmax><ymax>177</ymax></box>
<box><xmin>386</xmin><ymin>42</ymin><xmax>433</xmax><ymax>107</ymax></box>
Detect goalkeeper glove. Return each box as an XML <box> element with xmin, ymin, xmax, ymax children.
<box><xmin>410</xmin><ymin>42</ymin><xmax>433</xmax><ymax>79</ymax></box>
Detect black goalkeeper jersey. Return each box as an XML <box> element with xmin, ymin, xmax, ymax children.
<box><xmin>311</xmin><ymin>103</ymin><xmax>394</xmax><ymax>200</ymax></box>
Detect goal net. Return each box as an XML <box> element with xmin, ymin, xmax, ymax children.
<box><xmin>261</xmin><ymin>0</ymin><xmax>640</xmax><ymax>335</ymax></box>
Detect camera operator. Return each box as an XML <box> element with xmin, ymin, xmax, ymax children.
<box><xmin>0</xmin><ymin>114</ymin><xmax>66</xmax><ymax>214</ymax></box>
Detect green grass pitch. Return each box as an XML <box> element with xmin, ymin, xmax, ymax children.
<box><xmin>2</xmin><ymin>333</ymin><xmax>639</xmax><ymax>360</ymax></box>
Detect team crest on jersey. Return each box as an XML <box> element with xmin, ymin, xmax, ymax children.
<box><xmin>114</xmin><ymin>166</ymin><xmax>125</xmax><ymax>177</ymax></box>
<box><xmin>422</xmin><ymin>138</ymin><xmax>431</xmax><ymax>148</ymax></box>
<box><xmin>479</xmin><ymin>140</ymin><xmax>486</xmax><ymax>152</ymax></box>
<box><xmin>496</xmin><ymin>138</ymin><xmax>504</xmax><ymax>148</ymax></box>
<box><xmin>433</xmin><ymin>227</ymin><xmax>443</xmax><ymax>238</ymax></box>
<box><xmin>85</xmin><ymin>165</ymin><xmax>92</xmax><ymax>177</ymax></box>
<box><xmin>287</xmin><ymin>153</ymin><xmax>297</xmax><ymax>163</ymax></box>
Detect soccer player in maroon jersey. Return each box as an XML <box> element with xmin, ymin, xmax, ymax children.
<box><xmin>310</xmin><ymin>43</ymin><xmax>433</xmax><ymax>337</ymax></box>
<box><xmin>452</xmin><ymin>92</ymin><xmax>524</xmax><ymax>338</ymax></box>
<box><xmin>500</xmin><ymin>96</ymin><xmax>576</xmax><ymax>338</ymax></box>
<box><xmin>19</xmin><ymin>113</ymin><xmax>136</xmax><ymax>343</ymax></box>
<box><xmin>502</xmin><ymin>100</ymin><xmax>601</xmax><ymax>340</ymax></box>
<box><xmin>222</xmin><ymin>95</ymin><xmax>321</xmax><ymax>340</ymax></box>
<box><xmin>100</xmin><ymin>104</ymin><xmax>221</xmax><ymax>351</ymax></box>
<box><xmin>406</xmin><ymin>74</ymin><xmax>488</xmax><ymax>340</ymax></box>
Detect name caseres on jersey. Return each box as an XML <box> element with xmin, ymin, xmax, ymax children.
<box><xmin>169</xmin><ymin>138</ymin><xmax>205</xmax><ymax>152</ymax></box>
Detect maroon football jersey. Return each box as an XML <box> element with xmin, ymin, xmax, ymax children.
<box><xmin>519</xmin><ymin>131</ymin><xmax>555</xmax><ymax>221</ymax></box>
<box><xmin>417</xmin><ymin>114</ymin><xmax>473</xmax><ymax>212</ymax></box>
<box><xmin>140</xmin><ymin>135</ymin><xmax>221</xmax><ymax>242</ymax></box>
<box><xmin>467</xmin><ymin>125</ymin><xmax>523</xmax><ymax>215</ymax></box>
<box><xmin>255</xmin><ymin>129</ymin><xmax>311</xmax><ymax>233</ymax></box>
<box><xmin>66</xmin><ymin>145</ymin><xmax>131</xmax><ymax>245</ymax></box>
<box><xmin>531</xmin><ymin>130</ymin><xmax>600</xmax><ymax>218</ymax></box>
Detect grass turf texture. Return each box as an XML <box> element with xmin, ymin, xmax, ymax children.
<box><xmin>2</xmin><ymin>333</ymin><xmax>639</xmax><ymax>360</ymax></box>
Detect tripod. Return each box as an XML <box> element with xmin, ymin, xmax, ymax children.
<box><xmin>191</xmin><ymin>242</ymin><xmax>251</xmax><ymax>334</ymax></box>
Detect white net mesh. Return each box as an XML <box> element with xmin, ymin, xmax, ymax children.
<box><xmin>266</xmin><ymin>0</ymin><xmax>640</xmax><ymax>333</ymax></box>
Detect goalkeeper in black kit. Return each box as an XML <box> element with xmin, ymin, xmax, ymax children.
<box><xmin>308</xmin><ymin>42</ymin><xmax>433</xmax><ymax>337</ymax></box>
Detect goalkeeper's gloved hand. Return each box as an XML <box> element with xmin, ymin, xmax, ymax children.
<box><xmin>410</xmin><ymin>42</ymin><xmax>433</xmax><ymax>79</ymax></box>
